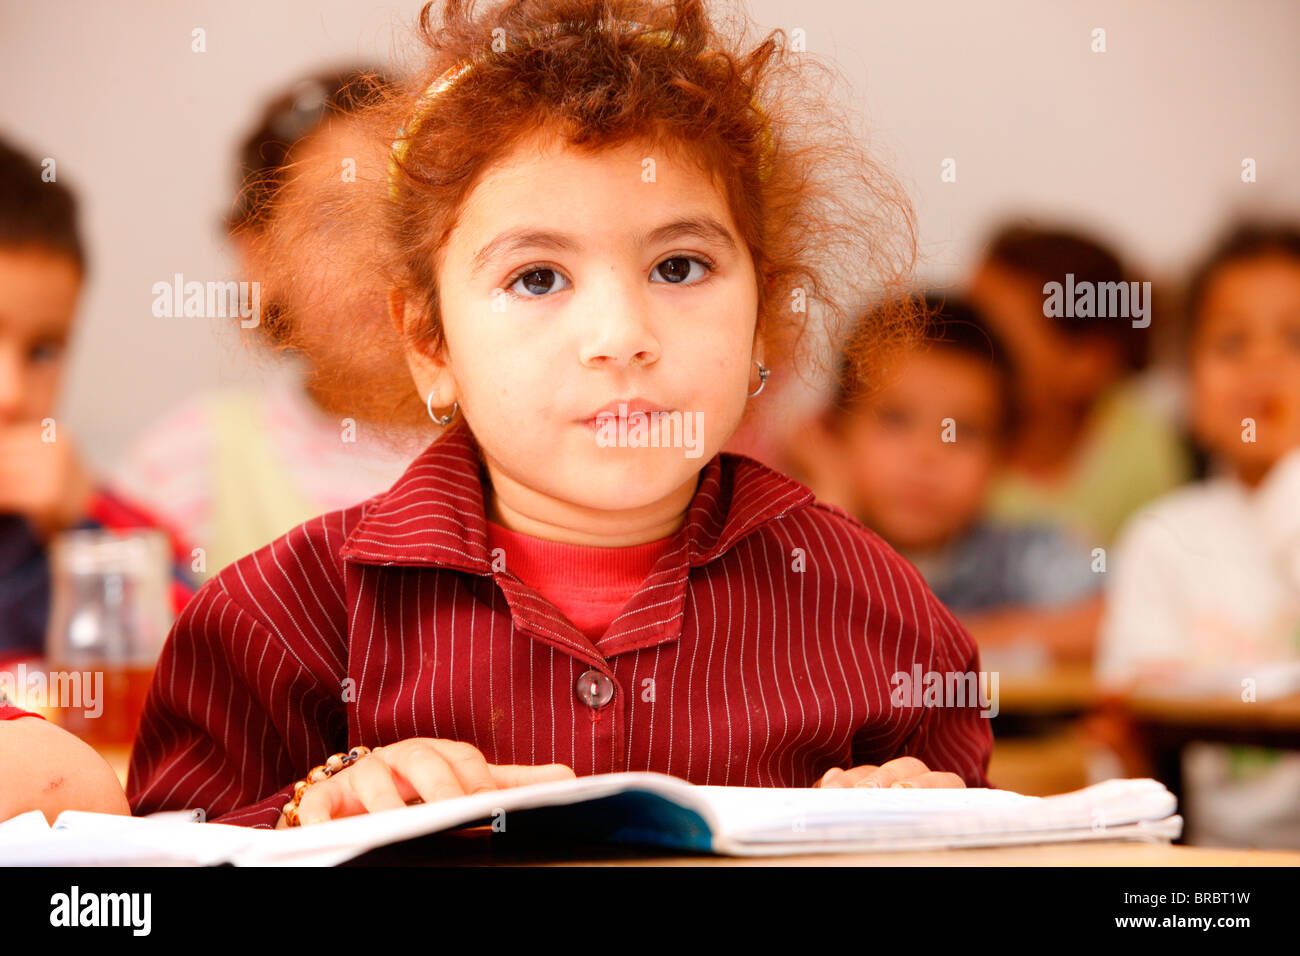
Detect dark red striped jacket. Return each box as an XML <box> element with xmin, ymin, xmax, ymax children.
<box><xmin>127</xmin><ymin>426</ymin><xmax>993</xmax><ymax>827</ymax></box>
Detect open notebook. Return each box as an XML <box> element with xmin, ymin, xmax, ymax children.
<box><xmin>0</xmin><ymin>773</ymin><xmax>1181</xmax><ymax>866</ymax></box>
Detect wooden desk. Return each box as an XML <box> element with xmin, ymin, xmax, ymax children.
<box><xmin>996</xmin><ymin>669</ymin><xmax>1300</xmax><ymax>745</ymax></box>
<box><xmin>997</xmin><ymin>664</ymin><xmax>1098</xmax><ymax>716</ymax></box>
<box><xmin>1114</xmin><ymin>692</ymin><xmax>1300</xmax><ymax>812</ymax></box>
<box><xmin>346</xmin><ymin>825</ymin><xmax>1300</xmax><ymax>866</ymax></box>
<box><xmin>1123</xmin><ymin>692</ymin><xmax>1300</xmax><ymax>743</ymax></box>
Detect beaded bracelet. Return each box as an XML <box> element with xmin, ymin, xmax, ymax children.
<box><xmin>281</xmin><ymin>745</ymin><xmax>373</xmax><ymax>827</ymax></box>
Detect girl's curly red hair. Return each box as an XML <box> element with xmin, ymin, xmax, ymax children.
<box><xmin>257</xmin><ymin>0</ymin><xmax>920</xmax><ymax>433</ymax></box>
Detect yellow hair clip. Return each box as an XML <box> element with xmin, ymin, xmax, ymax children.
<box><xmin>387</xmin><ymin>59</ymin><xmax>475</xmax><ymax>201</ymax></box>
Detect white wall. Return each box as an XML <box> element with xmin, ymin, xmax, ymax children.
<box><xmin>2</xmin><ymin>0</ymin><xmax>1297</xmax><ymax>470</ymax></box>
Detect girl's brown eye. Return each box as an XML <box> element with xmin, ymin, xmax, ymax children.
<box><xmin>653</xmin><ymin>257</ymin><xmax>709</xmax><ymax>284</ymax></box>
<box><xmin>510</xmin><ymin>268</ymin><xmax>568</xmax><ymax>297</ymax></box>
<box><xmin>658</xmin><ymin>258</ymin><xmax>692</xmax><ymax>283</ymax></box>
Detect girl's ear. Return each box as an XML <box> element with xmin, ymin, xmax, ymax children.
<box><xmin>397</xmin><ymin>299</ymin><xmax>457</xmax><ymax>407</ymax></box>
<box><xmin>404</xmin><ymin>346</ymin><xmax>456</xmax><ymax>409</ymax></box>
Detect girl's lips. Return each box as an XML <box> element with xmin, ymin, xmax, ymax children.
<box><xmin>581</xmin><ymin>413</ymin><xmax>657</xmax><ymax>431</ymax></box>
<box><xmin>577</xmin><ymin>404</ymin><xmax>673</xmax><ymax>430</ymax></box>
<box><xmin>578</xmin><ymin>398</ymin><xmax>670</xmax><ymax>421</ymax></box>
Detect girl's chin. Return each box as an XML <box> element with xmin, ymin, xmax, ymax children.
<box><xmin>561</xmin><ymin>461</ymin><xmax>701</xmax><ymax>506</ymax></box>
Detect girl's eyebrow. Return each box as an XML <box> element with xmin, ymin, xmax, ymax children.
<box><xmin>470</xmin><ymin>229</ymin><xmax>581</xmax><ymax>276</ymax></box>
<box><xmin>469</xmin><ymin>215</ymin><xmax>739</xmax><ymax>277</ymax></box>
<box><xmin>641</xmin><ymin>216</ymin><xmax>739</xmax><ymax>255</ymax></box>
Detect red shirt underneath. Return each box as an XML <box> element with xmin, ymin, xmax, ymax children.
<box><xmin>485</xmin><ymin>520</ymin><xmax>675</xmax><ymax>642</ymax></box>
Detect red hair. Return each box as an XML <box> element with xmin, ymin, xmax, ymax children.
<box><xmin>261</xmin><ymin>0</ymin><xmax>920</xmax><ymax>432</ymax></box>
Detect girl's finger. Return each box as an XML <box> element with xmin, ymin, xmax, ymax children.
<box><xmin>890</xmin><ymin>771</ymin><xmax>966</xmax><ymax>789</ymax></box>
<box><xmin>423</xmin><ymin>739</ymin><xmax>499</xmax><ymax>796</ymax></box>
<box><xmin>390</xmin><ymin>741</ymin><xmax>484</xmax><ymax>803</ymax></box>
<box><xmin>818</xmin><ymin>766</ymin><xmax>877</xmax><ymax>788</ymax></box>
<box><xmin>486</xmin><ymin>763</ymin><xmax>576</xmax><ymax>789</ymax></box>
<box><xmin>340</xmin><ymin>750</ymin><xmax>409</xmax><ymax>816</ymax></box>
<box><xmin>814</xmin><ymin>767</ymin><xmax>841</xmax><ymax>788</ymax></box>
<box><xmin>855</xmin><ymin>756</ymin><xmax>929</xmax><ymax>788</ymax></box>
<box><xmin>297</xmin><ymin>774</ymin><xmax>363</xmax><ymax>825</ymax></box>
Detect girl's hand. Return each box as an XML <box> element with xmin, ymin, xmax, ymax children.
<box><xmin>286</xmin><ymin>738</ymin><xmax>576</xmax><ymax>826</ymax></box>
<box><xmin>814</xmin><ymin>756</ymin><xmax>966</xmax><ymax>789</ymax></box>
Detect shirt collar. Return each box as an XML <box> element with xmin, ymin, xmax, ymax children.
<box><xmin>339</xmin><ymin>424</ymin><xmax>815</xmax><ymax>574</ymax></box>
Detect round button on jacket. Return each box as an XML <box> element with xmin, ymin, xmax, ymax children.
<box><xmin>575</xmin><ymin>669</ymin><xmax>615</xmax><ymax>708</ymax></box>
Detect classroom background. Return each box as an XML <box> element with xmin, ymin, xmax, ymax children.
<box><xmin>3</xmin><ymin>0</ymin><xmax>1300</xmax><ymax>850</ymax></box>
<box><xmin>1</xmin><ymin>0</ymin><xmax>1296</xmax><ymax>469</ymax></box>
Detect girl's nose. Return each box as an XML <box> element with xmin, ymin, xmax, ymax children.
<box><xmin>578</xmin><ymin>281</ymin><xmax>661</xmax><ymax>369</ymax></box>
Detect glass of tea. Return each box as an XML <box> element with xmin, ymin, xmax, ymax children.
<box><xmin>43</xmin><ymin>528</ymin><xmax>172</xmax><ymax>752</ymax></box>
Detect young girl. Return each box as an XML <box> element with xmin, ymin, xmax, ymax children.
<box><xmin>1097</xmin><ymin>222</ymin><xmax>1300</xmax><ymax>847</ymax></box>
<box><xmin>127</xmin><ymin>0</ymin><xmax>992</xmax><ymax>828</ymax></box>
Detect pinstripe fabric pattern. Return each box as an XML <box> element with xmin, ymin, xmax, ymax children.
<box><xmin>126</xmin><ymin>425</ymin><xmax>992</xmax><ymax>827</ymax></box>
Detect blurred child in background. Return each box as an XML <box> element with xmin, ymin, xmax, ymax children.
<box><xmin>787</xmin><ymin>293</ymin><xmax>1102</xmax><ymax>665</ymax></box>
<box><xmin>1097</xmin><ymin>222</ymin><xmax>1300</xmax><ymax>848</ymax></box>
<box><xmin>968</xmin><ymin>224</ymin><xmax>1191</xmax><ymax>546</ymax></box>
<box><xmin>0</xmin><ymin>134</ymin><xmax>195</xmax><ymax>660</ymax></box>
<box><xmin>108</xmin><ymin>68</ymin><xmax>430</xmax><ymax>582</ymax></box>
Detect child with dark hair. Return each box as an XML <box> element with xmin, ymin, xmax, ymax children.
<box><xmin>0</xmin><ymin>135</ymin><xmax>192</xmax><ymax>822</ymax></box>
<box><xmin>1098</xmin><ymin>221</ymin><xmax>1300</xmax><ymax>848</ymax></box>
<box><xmin>789</xmin><ymin>293</ymin><xmax>1102</xmax><ymax>664</ymax></box>
<box><xmin>968</xmin><ymin>223</ymin><xmax>1191</xmax><ymax>546</ymax></box>
<box><xmin>0</xmin><ymin>134</ymin><xmax>195</xmax><ymax>661</ymax></box>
